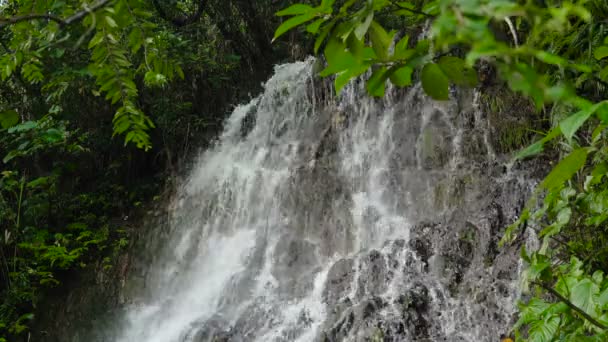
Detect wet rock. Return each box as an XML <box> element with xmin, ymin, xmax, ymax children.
<box><xmin>272</xmin><ymin>236</ymin><xmax>320</xmax><ymax>299</ymax></box>
<box><xmin>356</xmin><ymin>250</ymin><xmax>390</xmax><ymax>297</ymax></box>
<box><xmin>188</xmin><ymin>317</ymin><xmax>233</xmax><ymax>342</ymax></box>
<box><xmin>323</xmin><ymin>258</ymin><xmax>355</xmax><ymax>306</ymax></box>
<box><xmin>399</xmin><ymin>283</ymin><xmax>431</xmax><ymax>339</ymax></box>
<box><xmin>418</xmin><ymin>110</ymin><xmax>453</xmax><ymax>170</ymax></box>
<box><xmin>409</xmin><ymin>237</ymin><xmax>431</xmax><ymax>266</ymax></box>
<box><xmin>240</xmin><ymin>101</ymin><xmax>258</xmax><ymax>138</ymax></box>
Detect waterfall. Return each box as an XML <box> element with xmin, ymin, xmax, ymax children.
<box><xmin>113</xmin><ymin>59</ymin><xmax>537</xmax><ymax>341</ymax></box>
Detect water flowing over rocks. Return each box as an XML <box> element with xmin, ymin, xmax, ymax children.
<box><xmin>54</xmin><ymin>59</ymin><xmax>544</xmax><ymax>341</ymax></box>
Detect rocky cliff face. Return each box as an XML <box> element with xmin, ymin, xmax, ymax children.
<box><xmin>34</xmin><ymin>59</ymin><xmax>546</xmax><ymax>342</ymax></box>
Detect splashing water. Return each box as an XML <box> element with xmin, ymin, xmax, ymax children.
<box><xmin>113</xmin><ymin>59</ymin><xmax>537</xmax><ymax>342</ymax></box>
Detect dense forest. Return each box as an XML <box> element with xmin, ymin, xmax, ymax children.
<box><xmin>2</xmin><ymin>0</ymin><xmax>608</xmax><ymax>341</ymax></box>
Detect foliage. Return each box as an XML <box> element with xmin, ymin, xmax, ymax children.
<box><xmin>0</xmin><ymin>0</ymin><xmax>299</xmax><ymax>340</ymax></box>
<box><xmin>274</xmin><ymin>0</ymin><xmax>608</xmax><ymax>340</ymax></box>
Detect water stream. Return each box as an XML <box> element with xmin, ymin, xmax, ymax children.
<box><xmin>113</xmin><ymin>59</ymin><xmax>537</xmax><ymax>341</ymax></box>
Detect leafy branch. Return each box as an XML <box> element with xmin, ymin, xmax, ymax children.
<box><xmin>533</xmin><ymin>281</ymin><xmax>608</xmax><ymax>330</ymax></box>
<box><xmin>0</xmin><ymin>0</ymin><xmax>114</xmax><ymax>29</ymax></box>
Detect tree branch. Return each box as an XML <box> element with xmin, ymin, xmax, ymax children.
<box><xmin>533</xmin><ymin>281</ymin><xmax>608</xmax><ymax>330</ymax></box>
<box><xmin>0</xmin><ymin>0</ymin><xmax>113</xmax><ymax>29</ymax></box>
<box><xmin>389</xmin><ymin>1</ymin><xmax>434</xmax><ymax>18</ymax></box>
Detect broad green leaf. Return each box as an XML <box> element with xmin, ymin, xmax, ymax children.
<box><xmin>389</xmin><ymin>65</ymin><xmax>413</xmax><ymax>87</ymax></box>
<box><xmin>559</xmin><ymin>106</ymin><xmax>596</xmax><ymax>141</ymax></box>
<box><xmin>128</xmin><ymin>28</ymin><xmax>143</xmax><ymax>53</ymax></box>
<box><xmin>335</xmin><ymin>63</ymin><xmax>369</xmax><ymax>94</ymax></box>
<box><xmin>594</xmin><ymin>46</ymin><xmax>608</xmax><ymax>61</ymax></box>
<box><xmin>307</xmin><ymin>19</ymin><xmax>325</xmax><ymax>34</ymax></box>
<box><xmin>321</xmin><ymin>0</ymin><xmax>336</xmax><ymax>10</ymax></box>
<box><xmin>528</xmin><ymin>253</ymin><xmax>551</xmax><ymax>280</ymax></box>
<box><xmin>570</xmin><ymin>279</ymin><xmax>600</xmax><ymax>317</ymax></box>
<box><xmin>320</xmin><ymin>38</ymin><xmax>357</xmax><ymax>76</ymax></box>
<box><xmin>528</xmin><ymin>315</ymin><xmax>560</xmax><ymax>342</ymax></box>
<box><xmin>535</xmin><ymin>50</ymin><xmax>567</xmax><ymax>66</ymax></box>
<box><xmin>0</xmin><ymin>110</ymin><xmax>19</xmax><ymax>129</ymax></box>
<box><xmin>354</xmin><ymin>11</ymin><xmax>374</xmax><ymax>40</ymax></box>
<box><xmin>273</xmin><ymin>13</ymin><xmax>316</xmax><ymax>42</ymax></box>
<box><xmin>393</xmin><ymin>35</ymin><xmax>410</xmax><ymax>59</ymax></box>
<box><xmin>367</xmin><ymin>66</ymin><xmax>388</xmax><ymax>97</ymax></box>
<box><xmin>421</xmin><ymin>63</ymin><xmax>449</xmax><ymax>100</ymax></box>
<box><xmin>368</xmin><ymin>21</ymin><xmax>392</xmax><ymax>60</ymax></box>
<box><xmin>276</xmin><ymin>4</ymin><xmax>314</xmax><ymax>16</ymax></box>
<box><xmin>598</xmin><ymin>287</ymin><xmax>608</xmax><ymax>308</ymax></box>
<box><xmin>422</xmin><ymin>0</ymin><xmax>439</xmax><ymax>15</ymax></box>
<box><xmin>595</xmin><ymin>102</ymin><xmax>608</xmax><ymax>123</ymax></box>
<box><xmin>437</xmin><ymin>56</ymin><xmax>478</xmax><ymax>87</ymax></box>
<box><xmin>314</xmin><ymin>20</ymin><xmax>336</xmax><ymax>53</ymax></box>
<box><xmin>105</xmin><ymin>16</ymin><xmax>118</xmax><ymax>28</ymax></box>
<box><xmin>346</xmin><ymin>33</ymin><xmax>365</xmax><ymax>60</ymax></box>
<box><xmin>541</xmin><ymin>148</ymin><xmax>588</xmax><ymax>190</ymax></box>
<box><xmin>42</xmin><ymin>128</ymin><xmax>64</xmax><ymax>143</ymax></box>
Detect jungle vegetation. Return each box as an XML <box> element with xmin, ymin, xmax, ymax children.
<box><xmin>0</xmin><ymin>0</ymin><xmax>302</xmax><ymax>340</ymax></box>
<box><xmin>2</xmin><ymin>0</ymin><xmax>608</xmax><ymax>341</ymax></box>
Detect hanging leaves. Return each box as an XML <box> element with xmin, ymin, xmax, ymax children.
<box><xmin>421</xmin><ymin>63</ymin><xmax>449</xmax><ymax>100</ymax></box>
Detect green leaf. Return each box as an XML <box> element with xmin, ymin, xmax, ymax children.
<box><xmin>307</xmin><ymin>19</ymin><xmax>325</xmax><ymax>34</ymax></box>
<box><xmin>320</xmin><ymin>0</ymin><xmax>336</xmax><ymax>11</ymax></box>
<box><xmin>515</xmin><ymin>127</ymin><xmax>561</xmax><ymax>160</ymax></box>
<box><xmin>42</xmin><ymin>128</ymin><xmax>64</xmax><ymax>143</ymax></box>
<box><xmin>535</xmin><ymin>50</ymin><xmax>567</xmax><ymax>66</ymax></box>
<box><xmin>8</xmin><ymin>121</ymin><xmax>37</xmax><ymax>133</ymax></box>
<box><xmin>422</xmin><ymin>0</ymin><xmax>439</xmax><ymax>15</ymax></box>
<box><xmin>105</xmin><ymin>16</ymin><xmax>118</xmax><ymax>28</ymax></box>
<box><xmin>528</xmin><ymin>315</ymin><xmax>560</xmax><ymax>342</ymax></box>
<box><xmin>335</xmin><ymin>63</ymin><xmax>369</xmax><ymax>94</ymax></box>
<box><xmin>367</xmin><ymin>66</ymin><xmax>388</xmax><ymax>97</ymax></box>
<box><xmin>393</xmin><ymin>35</ymin><xmax>410</xmax><ymax>59</ymax></box>
<box><xmin>421</xmin><ymin>63</ymin><xmax>449</xmax><ymax>100</ymax></box>
<box><xmin>368</xmin><ymin>21</ymin><xmax>393</xmax><ymax>60</ymax></box>
<box><xmin>595</xmin><ymin>102</ymin><xmax>608</xmax><ymax>123</ymax></box>
<box><xmin>559</xmin><ymin>106</ymin><xmax>596</xmax><ymax>141</ymax></box>
<box><xmin>314</xmin><ymin>20</ymin><xmax>336</xmax><ymax>53</ymax></box>
<box><xmin>320</xmin><ymin>38</ymin><xmax>357</xmax><ymax>76</ymax></box>
<box><xmin>273</xmin><ymin>13</ymin><xmax>316</xmax><ymax>42</ymax></box>
<box><xmin>541</xmin><ymin>148</ymin><xmax>588</xmax><ymax>190</ymax></box>
<box><xmin>0</xmin><ymin>110</ymin><xmax>19</xmax><ymax>129</ymax></box>
<box><xmin>389</xmin><ymin>65</ymin><xmax>413</xmax><ymax>87</ymax></box>
<box><xmin>354</xmin><ymin>11</ymin><xmax>374</xmax><ymax>40</ymax></box>
<box><xmin>594</xmin><ymin>46</ymin><xmax>608</xmax><ymax>61</ymax></box>
<box><xmin>346</xmin><ymin>33</ymin><xmax>365</xmax><ymax>60</ymax></box>
<box><xmin>570</xmin><ymin>278</ymin><xmax>600</xmax><ymax>317</ymax></box>
<box><xmin>276</xmin><ymin>4</ymin><xmax>314</xmax><ymax>16</ymax></box>
<box><xmin>437</xmin><ymin>56</ymin><xmax>478</xmax><ymax>87</ymax></box>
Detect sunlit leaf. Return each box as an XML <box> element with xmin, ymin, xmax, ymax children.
<box><xmin>541</xmin><ymin>148</ymin><xmax>588</xmax><ymax>190</ymax></box>
<box><xmin>273</xmin><ymin>13</ymin><xmax>316</xmax><ymax>42</ymax></box>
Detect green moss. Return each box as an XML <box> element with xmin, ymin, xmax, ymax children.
<box><xmin>480</xmin><ymin>87</ymin><xmax>544</xmax><ymax>154</ymax></box>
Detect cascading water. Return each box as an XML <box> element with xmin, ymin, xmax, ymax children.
<box><xmin>111</xmin><ymin>59</ymin><xmax>538</xmax><ymax>342</ymax></box>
